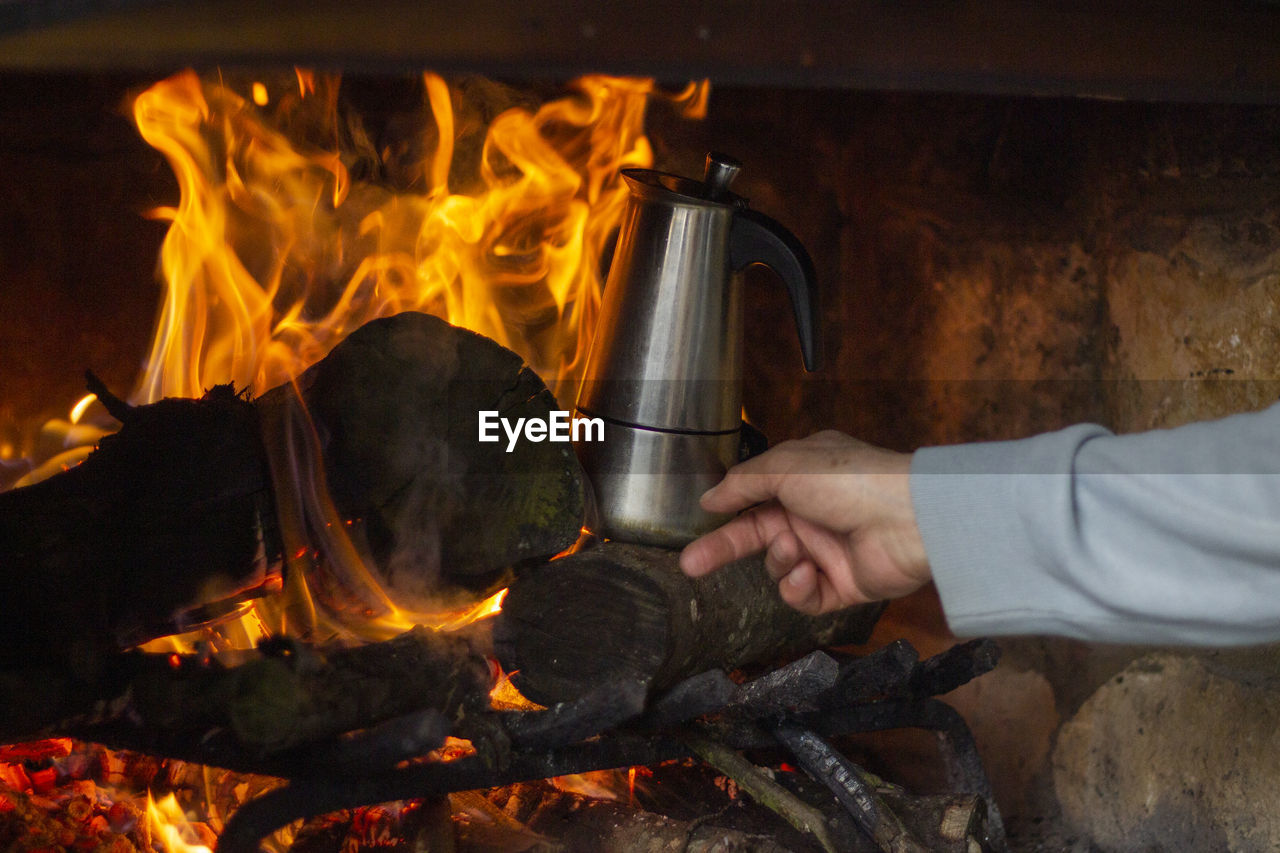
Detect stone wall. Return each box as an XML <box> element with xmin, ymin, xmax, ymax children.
<box><xmin>653</xmin><ymin>89</ymin><xmax>1280</xmax><ymax>849</ymax></box>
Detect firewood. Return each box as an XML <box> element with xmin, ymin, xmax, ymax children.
<box><xmin>0</xmin><ymin>628</ymin><xmax>490</xmax><ymax>771</ymax></box>
<box><xmin>877</xmin><ymin>793</ymin><xmax>991</xmax><ymax>853</ymax></box>
<box><xmin>256</xmin><ymin>312</ymin><xmax>586</xmax><ymax>617</ymax></box>
<box><xmin>520</xmin><ymin>789</ymin><xmax>795</xmax><ymax>853</ymax></box>
<box><xmin>491</xmin><ymin>542</ymin><xmax>883</xmax><ymax>706</ymax></box>
<box><xmin>0</xmin><ymin>382</ymin><xmax>278</xmax><ymax>674</ymax></box>
<box><xmin>0</xmin><ymin>311</ymin><xmax>585</xmax><ymax>669</ymax></box>
<box><xmin>683</xmin><ymin>730</ymin><xmax>841</xmax><ymax>853</ymax></box>
<box><xmin>774</xmin><ymin>724</ymin><xmax>927</xmax><ymax>853</ymax></box>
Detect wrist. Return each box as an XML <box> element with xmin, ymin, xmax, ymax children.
<box><xmin>883</xmin><ymin>449</ymin><xmax>931</xmax><ymax>586</ymax></box>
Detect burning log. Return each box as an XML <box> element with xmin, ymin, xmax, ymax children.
<box><xmin>0</xmin><ymin>380</ymin><xmax>279</xmax><ymax>674</ymax></box>
<box><xmin>255</xmin><ymin>312</ymin><xmax>586</xmax><ymax>619</ymax></box>
<box><xmin>491</xmin><ymin>542</ymin><xmax>883</xmax><ymax>706</ymax></box>
<box><xmin>0</xmin><ymin>628</ymin><xmax>490</xmax><ymax>771</ymax></box>
<box><xmin>0</xmin><ymin>311</ymin><xmax>585</xmax><ymax>669</ymax></box>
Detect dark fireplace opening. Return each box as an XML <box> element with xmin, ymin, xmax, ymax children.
<box><xmin>1</xmin><ymin>23</ymin><xmax>1279</xmax><ymax>850</ymax></box>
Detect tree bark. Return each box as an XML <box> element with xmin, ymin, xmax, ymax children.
<box><xmin>491</xmin><ymin>542</ymin><xmax>884</xmax><ymax>706</ymax></box>
<box><xmin>878</xmin><ymin>793</ymin><xmax>991</xmax><ymax>853</ymax></box>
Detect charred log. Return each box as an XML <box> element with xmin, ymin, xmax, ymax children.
<box><xmin>0</xmin><ymin>382</ymin><xmax>279</xmax><ymax>674</ymax></box>
<box><xmin>256</xmin><ymin>311</ymin><xmax>586</xmax><ymax>616</ymax></box>
<box><xmin>774</xmin><ymin>724</ymin><xmax>926</xmax><ymax>853</ymax></box>
<box><xmin>492</xmin><ymin>542</ymin><xmax>884</xmax><ymax>706</ymax></box>
<box><xmin>0</xmin><ymin>311</ymin><xmax>585</xmax><ymax>668</ymax></box>
<box><xmin>522</xmin><ymin>791</ymin><xmax>795</xmax><ymax>853</ymax></box>
<box><xmin>0</xmin><ymin>628</ymin><xmax>490</xmax><ymax>773</ymax></box>
<box><xmin>905</xmin><ymin>638</ymin><xmax>1001</xmax><ymax>699</ymax></box>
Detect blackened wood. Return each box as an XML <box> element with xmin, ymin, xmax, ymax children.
<box><xmin>492</xmin><ymin>541</ymin><xmax>883</xmax><ymax>706</ymax></box>
<box><xmin>283</xmin><ymin>708</ymin><xmax>452</xmax><ymax>774</ymax></box>
<box><xmin>800</xmin><ymin>700</ymin><xmax>1007</xmax><ymax>853</ymax></box>
<box><xmin>502</xmin><ymin>677</ymin><xmax>648</xmax><ymax>751</ymax></box>
<box><xmin>683</xmin><ymin>729</ymin><xmax>841</xmax><ymax>853</ymax></box>
<box><xmin>138</xmin><ymin>627</ymin><xmax>491</xmax><ymax>759</ymax></box>
<box><xmin>0</xmin><ymin>627</ymin><xmax>489</xmax><ymax>772</ymax></box>
<box><xmin>84</xmin><ymin>369</ymin><xmax>136</xmax><ymax>423</ymax></box>
<box><xmin>774</xmin><ymin>724</ymin><xmax>926</xmax><ymax>853</ymax></box>
<box><xmin>637</xmin><ymin>669</ymin><xmax>737</xmax><ymax>730</ymax></box>
<box><xmin>524</xmin><ymin>793</ymin><xmax>793</xmax><ymax>853</ymax></box>
<box><xmin>216</xmin><ymin>699</ymin><xmax>986</xmax><ymax>853</ymax></box>
<box><xmin>0</xmin><ymin>382</ymin><xmax>279</xmax><ymax>672</ymax></box>
<box><xmin>216</xmin><ymin>732</ymin><xmax>700</xmax><ymax>853</ymax></box>
<box><xmin>730</xmin><ymin>651</ymin><xmax>839</xmax><ymax>716</ymax></box>
<box><xmin>906</xmin><ymin>638</ymin><xmax>1001</xmax><ymax>699</ymax></box>
<box><xmin>0</xmin><ymin>312</ymin><xmax>584</xmax><ymax>668</ymax></box>
<box><xmin>256</xmin><ymin>311</ymin><xmax>585</xmax><ymax>619</ymax></box>
<box><xmin>829</xmin><ymin>640</ymin><xmax>919</xmax><ymax>704</ymax></box>
<box><xmin>824</xmin><ymin>639</ymin><xmax>999</xmax><ymax>707</ymax></box>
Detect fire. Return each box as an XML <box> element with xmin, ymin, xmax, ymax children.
<box><xmin>145</xmin><ymin>794</ymin><xmax>214</xmax><ymax>853</ymax></box>
<box><xmin>419</xmin><ymin>588</ymin><xmax>507</xmax><ymax>632</ymax></box>
<box><xmin>131</xmin><ymin>70</ymin><xmax>705</xmax><ymax>407</ymax></box>
<box><xmin>117</xmin><ymin>70</ymin><xmax>707</xmax><ymax>647</ymax></box>
<box><xmin>69</xmin><ymin>394</ymin><xmax>97</xmax><ymax>424</ymax></box>
<box><xmin>1</xmin><ymin>67</ymin><xmax>711</xmax><ymax>853</ymax></box>
<box><xmin>488</xmin><ymin>658</ymin><xmax>546</xmax><ymax>712</ymax></box>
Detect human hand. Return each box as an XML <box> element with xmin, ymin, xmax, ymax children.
<box><xmin>678</xmin><ymin>431</ymin><xmax>932</xmax><ymax>615</ymax></box>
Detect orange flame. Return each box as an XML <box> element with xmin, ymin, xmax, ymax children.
<box><xmin>131</xmin><ymin>70</ymin><xmax>705</xmax><ymax>406</ymax></box>
<box><xmin>145</xmin><ymin>793</ymin><xmax>215</xmax><ymax>853</ymax></box>
<box><xmin>124</xmin><ymin>70</ymin><xmax>706</xmax><ymax>647</ymax></box>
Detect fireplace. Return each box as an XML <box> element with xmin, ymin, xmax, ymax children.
<box><xmin>3</xmin><ymin>5</ymin><xmax>1280</xmax><ymax>851</ymax></box>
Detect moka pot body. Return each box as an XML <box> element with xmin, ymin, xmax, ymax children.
<box><xmin>575</xmin><ymin>170</ymin><xmax>743</xmax><ymax>546</ymax></box>
<box><xmin>575</xmin><ymin>158</ymin><xmax>819</xmax><ymax>547</ymax></box>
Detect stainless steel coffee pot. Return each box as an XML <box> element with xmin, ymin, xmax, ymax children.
<box><xmin>573</xmin><ymin>153</ymin><xmax>820</xmax><ymax>546</ymax></box>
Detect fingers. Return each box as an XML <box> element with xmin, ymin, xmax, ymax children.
<box><xmin>777</xmin><ymin>560</ymin><xmax>846</xmax><ymax>616</ymax></box>
<box><xmin>777</xmin><ymin>560</ymin><xmax>821</xmax><ymax>614</ymax></box>
<box><xmin>679</xmin><ymin>503</ymin><xmax>791</xmax><ymax>578</ymax></box>
<box><xmin>680</xmin><ymin>507</ymin><xmax>858</xmax><ymax>616</ymax></box>
<box><xmin>764</xmin><ymin>529</ymin><xmax>803</xmax><ymax>582</ymax></box>
<box><xmin>698</xmin><ymin>444</ymin><xmax>800</xmax><ymax>514</ymax></box>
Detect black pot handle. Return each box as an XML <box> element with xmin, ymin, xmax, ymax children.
<box><xmin>730</xmin><ymin>207</ymin><xmax>822</xmax><ymax>371</ymax></box>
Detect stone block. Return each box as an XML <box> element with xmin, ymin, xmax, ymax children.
<box><xmin>1053</xmin><ymin>653</ymin><xmax>1280</xmax><ymax>851</ymax></box>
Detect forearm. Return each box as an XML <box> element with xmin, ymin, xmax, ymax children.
<box><xmin>911</xmin><ymin>402</ymin><xmax>1280</xmax><ymax>645</ymax></box>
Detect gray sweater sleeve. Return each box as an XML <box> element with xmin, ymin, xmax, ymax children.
<box><xmin>910</xmin><ymin>401</ymin><xmax>1280</xmax><ymax>645</ymax></box>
